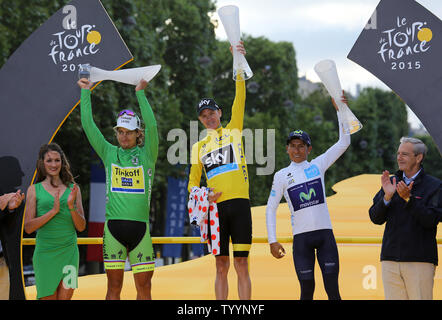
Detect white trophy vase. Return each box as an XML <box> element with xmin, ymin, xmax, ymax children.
<box><xmin>90</xmin><ymin>65</ymin><xmax>161</xmax><ymax>85</ymax></box>
<box><xmin>218</xmin><ymin>5</ymin><xmax>253</xmax><ymax>81</ymax></box>
<box><xmin>314</xmin><ymin>59</ymin><xmax>362</xmax><ymax>134</ymax></box>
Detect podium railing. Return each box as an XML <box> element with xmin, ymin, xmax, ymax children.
<box><xmin>21</xmin><ymin>237</ymin><xmax>442</xmax><ymax>245</ymax></box>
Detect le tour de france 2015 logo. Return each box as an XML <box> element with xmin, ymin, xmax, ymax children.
<box><xmin>377</xmin><ymin>15</ymin><xmax>433</xmax><ymax>71</ymax></box>
<box><xmin>48</xmin><ymin>4</ymin><xmax>102</xmax><ymax>73</ymax></box>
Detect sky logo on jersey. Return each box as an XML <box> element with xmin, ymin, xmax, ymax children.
<box><xmin>287</xmin><ymin>178</ymin><xmax>324</xmax><ymax>211</ymax></box>
<box><xmin>111</xmin><ymin>164</ymin><xmax>145</xmax><ymax>194</ymax></box>
<box><xmin>304</xmin><ymin>164</ymin><xmax>320</xmax><ymax>179</ymax></box>
<box><xmin>202</xmin><ymin>144</ymin><xmax>238</xmax><ymax>180</ymax></box>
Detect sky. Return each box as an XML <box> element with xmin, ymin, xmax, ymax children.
<box><xmin>212</xmin><ymin>0</ymin><xmax>442</xmax><ymax>129</ymax></box>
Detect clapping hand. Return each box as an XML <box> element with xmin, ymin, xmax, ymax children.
<box><xmin>381</xmin><ymin>170</ymin><xmax>396</xmax><ymax>201</ymax></box>
<box><xmin>67</xmin><ymin>184</ymin><xmax>78</xmax><ymax>210</ymax></box>
<box><xmin>7</xmin><ymin>190</ymin><xmax>25</xmax><ymax>211</ymax></box>
<box><xmin>53</xmin><ymin>189</ymin><xmax>61</xmax><ymax>214</ymax></box>
<box><xmin>396</xmin><ymin>180</ymin><xmax>413</xmax><ymax>201</ymax></box>
<box><xmin>380</xmin><ymin>171</ymin><xmax>414</xmax><ymax>202</ymax></box>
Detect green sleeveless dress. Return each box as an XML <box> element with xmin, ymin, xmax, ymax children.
<box><xmin>32</xmin><ymin>183</ymin><xmax>79</xmax><ymax>299</ymax></box>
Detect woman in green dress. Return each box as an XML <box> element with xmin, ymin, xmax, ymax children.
<box><xmin>24</xmin><ymin>143</ymin><xmax>86</xmax><ymax>300</ymax></box>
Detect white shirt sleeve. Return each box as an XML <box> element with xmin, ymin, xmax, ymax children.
<box><xmin>266</xmin><ymin>171</ymin><xmax>285</xmax><ymax>244</ymax></box>
<box><xmin>314</xmin><ymin>111</ymin><xmax>351</xmax><ymax>171</ymax></box>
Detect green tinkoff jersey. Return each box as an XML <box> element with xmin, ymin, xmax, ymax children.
<box><xmin>80</xmin><ymin>89</ymin><xmax>158</xmax><ymax>222</ymax></box>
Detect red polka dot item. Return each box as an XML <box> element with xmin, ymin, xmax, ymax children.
<box><xmin>187</xmin><ymin>186</ymin><xmax>220</xmax><ymax>255</ymax></box>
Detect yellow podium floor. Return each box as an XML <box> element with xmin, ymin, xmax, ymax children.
<box><xmin>25</xmin><ymin>174</ymin><xmax>442</xmax><ymax>300</ymax></box>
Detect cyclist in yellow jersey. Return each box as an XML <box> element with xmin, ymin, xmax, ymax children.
<box><xmin>188</xmin><ymin>42</ymin><xmax>252</xmax><ymax>300</ymax></box>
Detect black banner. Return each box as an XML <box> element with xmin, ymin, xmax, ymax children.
<box><xmin>0</xmin><ymin>0</ymin><xmax>132</xmax><ymax>299</ymax></box>
<box><xmin>348</xmin><ymin>0</ymin><xmax>442</xmax><ymax>153</ymax></box>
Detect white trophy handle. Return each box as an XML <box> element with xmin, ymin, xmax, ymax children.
<box><xmin>218</xmin><ymin>5</ymin><xmax>253</xmax><ymax>81</ymax></box>
<box><xmin>90</xmin><ymin>65</ymin><xmax>161</xmax><ymax>85</ymax></box>
<box><xmin>314</xmin><ymin>59</ymin><xmax>362</xmax><ymax>134</ymax></box>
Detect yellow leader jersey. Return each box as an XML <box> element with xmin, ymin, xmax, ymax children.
<box><xmin>188</xmin><ymin>79</ymin><xmax>249</xmax><ymax>203</ymax></box>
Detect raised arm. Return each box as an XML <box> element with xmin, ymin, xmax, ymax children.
<box><xmin>314</xmin><ymin>93</ymin><xmax>351</xmax><ymax>171</ymax></box>
<box><xmin>77</xmin><ymin>79</ymin><xmax>113</xmax><ymax>160</ymax></box>
<box><xmin>135</xmin><ymin>80</ymin><xmax>159</xmax><ymax>161</ymax></box>
<box><xmin>227</xmin><ymin>77</ymin><xmax>246</xmax><ymax>131</ymax></box>
<box><xmin>227</xmin><ymin>42</ymin><xmax>246</xmax><ymax>131</ymax></box>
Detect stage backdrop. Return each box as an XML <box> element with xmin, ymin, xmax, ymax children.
<box><xmin>0</xmin><ymin>0</ymin><xmax>132</xmax><ymax>299</ymax></box>
<box><xmin>348</xmin><ymin>0</ymin><xmax>442</xmax><ymax>153</ymax></box>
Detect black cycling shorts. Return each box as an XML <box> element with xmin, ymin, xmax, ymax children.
<box><xmin>210</xmin><ymin>198</ymin><xmax>252</xmax><ymax>257</ymax></box>
<box><xmin>292</xmin><ymin>229</ymin><xmax>339</xmax><ymax>280</ymax></box>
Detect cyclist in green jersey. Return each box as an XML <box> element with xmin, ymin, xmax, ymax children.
<box><xmin>77</xmin><ymin>78</ymin><xmax>158</xmax><ymax>300</ymax></box>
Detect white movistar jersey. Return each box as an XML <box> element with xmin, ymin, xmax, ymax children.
<box><xmin>266</xmin><ymin>112</ymin><xmax>350</xmax><ymax>244</ymax></box>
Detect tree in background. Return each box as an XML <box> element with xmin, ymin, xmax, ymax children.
<box><xmin>413</xmin><ymin>135</ymin><xmax>442</xmax><ymax>179</ymax></box>
<box><xmin>102</xmin><ymin>0</ymin><xmax>218</xmax><ymax>237</ymax></box>
<box><xmin>209</xmin><ymin>36</ymin><xmax>300</xmax><ymax>206</ymax></box>
<box><xmin>0</xmin><ymin>0</ymin><xmax>219</xmax><ymax>267</ymax></box>
<box><xmin>318</xmin><ymin>87</ymin><xmax>410</xmax><ymax>195</ymax></box>
<box><xmin>2</xmin><ymin>0</ymin><xmax>439</xmax><ymax>270</ymax></box>
<box><xmin>339</xmin><ymin>88</ymin><xmax>408</xmax><ymax>174</ymax></box>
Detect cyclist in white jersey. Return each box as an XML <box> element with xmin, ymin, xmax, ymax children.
<box><xmin>265</xmin><ymin>93</ymin><xmax>351</xmax><ymax>300</ymax></box>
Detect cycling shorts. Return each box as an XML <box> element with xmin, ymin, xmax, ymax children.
<box><xmin>292</xmin><ymin>229</ymin><xmax>339</xmax><ymax>280</ymax></box>
<box><xmin>103</xmin><ymin>219</ymin><xmax>155</xmax><ymax>274</ymax></box>
<box><xmin>211</xmin><ymin>198</ymin><xmax>252</xmax><ymax>257</ymax></box>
